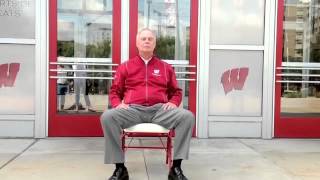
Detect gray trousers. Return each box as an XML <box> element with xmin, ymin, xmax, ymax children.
<box><xmin>100</xmin><ymin>103</ymin><xmax>195</xmax><ymax>164</ymax></box>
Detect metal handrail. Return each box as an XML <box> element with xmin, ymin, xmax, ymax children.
<box><xmin>50</xmin><ymin>58</ymin><xmax>196</xmax><ymax>81</ymax></box>
<box><xmin>277</xmin><ymin>67</ymin><xmax>320</xmax><ymax>70</ymax></box>
<box><xmin>278</xmin><ymin>62</ymin><xmax>320</xmax><ymax>70</ymax></box>
<box><xmin>172</xmin><ymin>71</ymin><xmax>196</xmax><ymax>74</ymax></box>
<box><xmin>176</xmin><ymin>78</ymin><xmax>196</xmax><ymax>81</ymax></box>
<box><xmin>50</xmin><ymin>76</ymin><xmax>114</xmax><ymax>80</ymax></box>
<box><xmin>281</xmin><ymin>62</ymin><xmax>320</xmax><ymax>67</ymax></box>
<box><xmin>57</xmin><ymin>57</ymin><xmax>112</xmax><ymax>63</ymax></box>
<box><xmin>50</xmin><ymin>76</ymin><xmax>196</xmax><ymax>81</ymax></box>
<box><xmin>50</xmin><ymin>69</ymin><xmax>194</xmax><ymax>74</ymax></box>
<box><xmin>277</xmin><ymin>80</ymin><xmax>320</xmax><ymax>83</ymax></box>
<box><xmin>50</xmin><ymin>69</ymin><xmax>116</xmax><ymax>73</ymax></box>
<box><xmin>172</xmin><ymin>65</ymin><xmax>196</xmax><ymax>68</ymax></box>
<box><xmin>50</xmin><ymin>62</ymin><xmax>119</xmax><ymax>66</ymax></box>
<box><xmin>276</xmin><ymin>73</ymin><xmax>320</xmax><ymax>77</ymax></box>
<box><xmin>51</xmin><ymin>62</ymin><xmax>196</xmax><ymax>68</ymax></box>
<box><xmin>276</xmin><ymin>63</ymin><xmax>320</xmax><ymax>83</ymax></box>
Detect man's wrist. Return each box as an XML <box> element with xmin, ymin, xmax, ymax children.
<box><xmin>112</xmin><ymin>102</ymin><xmax>121</xmax><ymax>108</ymax></box>
<box><xmin>168</xmin><ymin>101</ymin><xmax>179</xmax><ymax>107</ymax></box>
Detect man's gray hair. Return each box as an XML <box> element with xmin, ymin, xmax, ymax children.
<box><xmin>136</xmin><ymin>28</ymin><xmax>157</xmax><ymax>39</ymax></box>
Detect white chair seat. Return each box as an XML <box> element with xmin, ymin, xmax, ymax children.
<box><xmin>124</xmin><ymin>123</ymin><xmax>170</xmax><ymax>133</ymax></box>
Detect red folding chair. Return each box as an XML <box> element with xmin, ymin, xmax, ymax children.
<box><xmin>121</xmin><ymin>123</ymin><xmax>173</xmax><ymax>167</ymax></box>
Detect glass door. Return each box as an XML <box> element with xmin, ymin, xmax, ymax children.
<box><xmin>129</xmin><ymin>0</ymin><xmax>198</xmax><ymax>135</ymax></box>
<box><xmin>48</xmin><ymin>0</ymin><xmax>121</xmax><ymax>136</ymax></box>
<box><xmin>275</xmin><ymin>0</ymin><xmax>320</xmax><ymax>137</ymax></box>
<box><xmin>48</xmin><ymin>0</ymin><xmax>198</xmax><ymax>136</ymax></box>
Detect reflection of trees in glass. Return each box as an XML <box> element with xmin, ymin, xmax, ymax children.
<box><xmin>86</xmin><ymin>68</ymin><xmax>112</xmax><ymax>95</ymax></box>
<box><xmin>57</xmin><ymin>40</ymin><xmax>111</xmax><ymax>58</ymax></box>
<box><xmin>155</xmin><ymin>36</ymin><xmax>190</xmax><ymax>60</ymax></box>
<box><xmin>186</xmin><ymin>40</ymin><xmax>190</xmax><ymax>60</ymax></box>
<box><xmin>85</xmin><ymin>36</ymin><xmax>112</xmax><ymax>95</ymax></box>
<box><xmin>86</xmin><ymin>39</ymin><xmax>111</xmax><ymax>58</ymax></box>
<box><xmin>86</xmin><ymin>39</ymin><xmax>112</xmax><ymax>94</ymax></box>
<box><xmin>155</xmin><ymin>36</ymin><xmax>175</xmax><ymax>59</ymax></box>
<box><xmin>311</xmin><ymin>49</ymin><xmax>320</xmax><ymax>62</ymax></box>
<box><xmin>58</xmin><ymin>41</ymin><xmax>74</xmax><ymax>57</ymax></box>
<box><xmin>283</xmin><ymin>90</ymin><xmax>302</xmax><ymax>98</ymax></box>
<box><xmin>310</xmin><ymin>29</ymin><xmax>320</xmax><ymax>62</ymax></box>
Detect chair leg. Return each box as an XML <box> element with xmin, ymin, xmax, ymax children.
<box><xmin>121</xmin><ymin>133</ymin><xmax>125</xmax><ymax>152</ymax></box>
<box><xmin>166</xmin><ymin>137</ymin><xmax>169</xmax><ymax>164</ymax></box>
<box><xmin>167</xmin><ymin>134</ymin><xmax>173</xmax><ymax>168</ymax></box>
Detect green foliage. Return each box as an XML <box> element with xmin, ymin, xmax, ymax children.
<box><xmin>57</xmin><ymin>40</ymin><xmax>111</xmax><ymax>58</ymax></box>
<box><xmin>283</xmin><ymin>90</ymin><xmax>302</xmax><ymax>98</ymax></box>
<box><xmin>155</xmin><ymin>36</ymin><xmax>190</xmax><ymax>60</ymax></box>
<box><xmin>315</xmin><ymin>91</ymin><xmax>320</xmax><ymax>98</ymax></box>
<box><xmin>186</xmin><ymin>40</ymin><xmax>190</xmax><ymax>60</ymax></box>
<box><xmin>155</xmin><ymin>36</ymin><xmax>175</xmax><ymax>59</ymax></box>
<box><xmin>310</xmin><ymin>30</ymin><xmax>320</xmax><ymax>62</ymax></box>
<box><xmin>311</xmin><ymin>48</ymin><xmax>320</xmax><ymax>63</ymax></box>
<box><xmin>57</xmin><ymin>41</ymin><xmax>74</xmax><ymax>57</ymax></box>
<box><xmin>86</xmin><ymin>39</ymin><xmax>111</xmax><ymax>58</ymax></box>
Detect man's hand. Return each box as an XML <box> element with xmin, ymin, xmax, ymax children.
<box><xmin>162</xmin><ymin>102</ymin><xmax>177</xmax><ymax>110</ymax></box>
<box><xmin>116</xmin><ymin>103</ymin><xmax>129</xmax><ymax>109</ymax></box>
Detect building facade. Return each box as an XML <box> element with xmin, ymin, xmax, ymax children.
<box><xmin>0</xmin><ymin>0</ymin><xmax>319</xmax><ymax>138</ymax></box>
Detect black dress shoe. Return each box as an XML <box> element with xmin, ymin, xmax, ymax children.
<box><xmin>168</xmin><ymin>167</ymin><xmax>188</xmax><ymax>180</ymax></box>
<box><xmin>108</xmin><ymin>167</ymin><xmax>129</xmax><ymax>180</ymax></box>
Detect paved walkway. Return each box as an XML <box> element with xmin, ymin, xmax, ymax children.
<box><xmin>0</xmin><ymin>138</ymin><xmax>320</xmax><ymax>180</ymax></box>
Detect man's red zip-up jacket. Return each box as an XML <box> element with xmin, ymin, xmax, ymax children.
<box><xmin>109</xmin><ymin>55</ymin><xmax>182</xmax><ymax>108</ymax></box>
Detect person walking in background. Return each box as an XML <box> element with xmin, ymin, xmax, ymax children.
<box><xmin>67</xmin><ymin>64</ymin><xmax>95</xmax><ymax>112</ymax></box>
<box><xmin>57</xmin><ymin>64</ymin><xmax>68</xmax><ymax>111</ymax></box>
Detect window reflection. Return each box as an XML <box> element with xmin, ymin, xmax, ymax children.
<box><xmin>138</xmin><ymin>0</ymin><xmax>190</xmax><ymax>61</ymax></box>
<box><xmin>0</xmin><ymin>0</ymin><xmax>35</xmax><ymax>38</ymax></box>
<box><xmin>86</xmin><ymin>23</ymin><xmax>112</xmax><ymax>58</ymax></box>
<box><xmin>58</xmin><ymin>0</ymin><xmax>82</xmax><ymax>10</ymax></box>
<box><xmin>86</xmin><ymin>0</ymin><xmax>107</xmax><ymax>11</ymax></box>
<box><xmin>281</xmin><ymin>0</ymin><xmax>320</xmax><ymax>116</ymax></box>
<box><xmin>210</xmin><ymin>0</ymin><xmax>265</xmax><ymax>45</ymax></box>
<box><xmin>56</xmin><ymin>62</ymin><xmax>113</xmax><ymax>114</ymax></box>
<box><xmin>58</xmin><ymin>0</ymin><xmax>113</xmax><ymax>58</ymax></box>
<box><xmin>57</xmin><ymin>0</ymin><xmax>113</xmax><ymax>114</ymax></box>
<box><xmin>175</xmin><ymin>66</ymin><xmax>190</xmax><ymax>109</ymax></box>
<box><xmin>58</xmin><ymin>21</ymin><xmax>74</xmax><ymax>57</ymax></box>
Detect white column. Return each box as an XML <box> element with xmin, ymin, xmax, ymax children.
<box><xmin>262</xmin><ymin>0</ymin><xmax>277</xmax><ymax>139</ymax></box>
<box><xmin>197</xmin><ymin>0</ymin><xmax>210</xmax><ymax>138</ymax></box>
<box><xmin>121</xmin><ymin>0</ymin><xmax>130</xmax><ymax>62</ymax></box>
<box><xmin>34</xmin><ymin>0</ymin><xmax>48</xmax><ymax>138</ymax></box>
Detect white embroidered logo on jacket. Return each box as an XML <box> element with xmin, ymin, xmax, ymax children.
<box><xmin>152</xmin><ymin>69</ymin><xmax>161</xmax><ymax>76</ymax></box>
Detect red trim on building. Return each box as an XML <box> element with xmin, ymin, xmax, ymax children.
<box><xmin>274</xmin><ymin>0</ymin><xmax>284</xmax><ymax>137</ymax></box>
<box><xmin>274</xmin><ymin>0</ymin><xmax>320</xmax><ymax>138</ymax></box>
<box><xmin>277</xmin><ymin>118</ymin><xmax>320</xmax><ymax>138</ymax></box>
<box><xmin>113</xmin><ymin>0</ymin><xmax>121</xmax><ymax>65</ymax></box>
<box><xmin>129</xmin><ymin>0</ymin><xmax>138</xmax><ymax>59</ymax></box>
<box><xmin>49</xmin><ymin>0</ymin><xmax>57</xmax><ymax>61</ymax></box>
<box><xmin>48</xmin><ymin>0</ymin><xmax>121</xmax><ymax>136</ymax></box>
<box><xmin>48</xmin><ymin>0</ymin><xmax>58</xmax><ymax>136</ymax></box>
<box><xmin>189</xmin><ymin>0</ymin><xmax>198</xmax><ymax>136</ymax></box>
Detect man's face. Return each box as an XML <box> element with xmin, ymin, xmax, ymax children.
<box><xmin>136</xmin><ymin>30</ymin><xmax>156</xmax><ymax>54</ymax></box>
